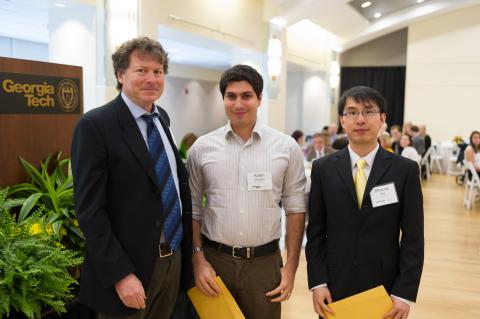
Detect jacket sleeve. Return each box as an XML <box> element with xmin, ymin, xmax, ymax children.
<box><xmin>305</xmin><ymin>159</ymin><xmax>329</xmax><ymax>289</ymax></box>
<box><xmin>71</xmin><ymin>115</ymin><xmax>135</xmax><ymax>288</ymax></box>
<box><xmin>392</xmin><ymin>161</ymin><xmax>424</xmax><ymax>301</ymax></box>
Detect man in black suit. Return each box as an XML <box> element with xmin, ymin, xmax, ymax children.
<box><xmin>306</xmin><ymin>86</ymin><xmax>424</xmax><ymax>319</ymax></box>
<box><xmin>71</xmin><ymin>37</ymin><xmax>192</xmax><ymax>319</ymax></box>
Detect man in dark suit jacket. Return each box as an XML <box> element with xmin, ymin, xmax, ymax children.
<box><xmin>306</xmin><ymin>132</ymin><xmax>335</xmax><ymax>161</ymax></box>
<box><xmin>306</xmin><ymin>86</ymin><xmax>424</xmax><ymax>319</ymax></box>
<box><xmin>71</xmin><ymin>37</ymin><xmax>192</xmax><ymax>319</ymax></box>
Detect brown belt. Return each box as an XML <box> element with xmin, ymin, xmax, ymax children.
<box><xmin>202</xmin><ymin>235</ymin><xmax>279</xmax><ymax>260</ymax></box>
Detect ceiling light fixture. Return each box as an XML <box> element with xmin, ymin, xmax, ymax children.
<box><xmin>374</xmin><ymin>12</ymin><xmax>382</xmax><ymax>19</ymax></box>
<box><xmin>361</xmin><ymin>1</ymin><xmax>372</xmax><ymax>8</ymax></box>
<box><xmin>417</xmin><ymin>0</ymin><xmax>425</xmax><ymax>3</ymax></box>
<box><xmin>54</xmin><ymin>3</ymin><xmax>66</xmax><ymax>7</ymax></box>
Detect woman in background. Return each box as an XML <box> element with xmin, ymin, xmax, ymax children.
<box><xmin>400</xmin><ymin>134</ymin><xmax>421</xmax><ymax>165</ymax></box>
<box><xmin>464</xmin><ymin>130</ymin><xmax>480</xmax><ymax>172</ymax></box>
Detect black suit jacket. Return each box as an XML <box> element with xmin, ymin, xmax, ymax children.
<box><xmin>71</xmin><ymin>94</ymin><xmax>193</xmax><ymax>315</ymax></box>
<box><xmin>306</xmin><ymin>147</ymin><xmax>424</xmax><ymax>302</ymax></box>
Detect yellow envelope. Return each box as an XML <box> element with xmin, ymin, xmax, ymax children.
<box><xmin>187</xmin><ymin>276</ymin><xmax>245</xmax><ymax>319</ymax></box>
<box><xmin>326</xmin><ymin>286</ymin><xmax>393</xmax><ymax>319</ymax></box>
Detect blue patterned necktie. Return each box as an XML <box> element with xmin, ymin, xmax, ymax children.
<box><xmin>142</xmin><ymin>114</ymin><xmax>183</xmax><ymax>251</ymax></box>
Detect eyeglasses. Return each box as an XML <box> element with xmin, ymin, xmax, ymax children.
<box><xmin>342</xmin><ymin>109</ymin><xmax>380</xmax><ymax>120</ymax></box>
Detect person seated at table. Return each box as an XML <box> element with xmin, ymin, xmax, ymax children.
<box><xmin>400</xmin><ymin>134</ymin><xmax>421</xmax><ymax>165</ymax></box>
<box><xmin>464</xmin><ymin>130</ymin><xmax>480</xmax><ymax>172</ymax></box>
<box><xmin>305</xmin><ymin>132</ymin><xmax>334</xmax><ymax>161</ymax></box>
<box><xmin>378</xmin><ymin>133</ymin><xmax>394</xmax><ymax>153</ymax></box>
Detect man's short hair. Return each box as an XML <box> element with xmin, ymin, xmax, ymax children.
<box><xmin>112</xmin><ymin>36</ymin><xmax>169</xmax><ymax>90</ymax></box>
<box><xmin>219</xmin><ymin>64</ymin><xmax>263</xmax><ymax>99</ymax></box>
<box><xmin>390</xmin><ymin>125</ymin><xmax>402</xmax><ymax>133</ymax></box>
<box><xmin>312</xmin><ymin>132</ymin><xmax>323</xmax><ymax>139</ymax></box>
<box><xmin>410</xmin><ymin>125</ymin><xmax>420</xmax><ymax>133</ymax></box>
<box><xmin>338</xmin><ymin>86</ymin><xmax>386</xmax><ymax>116</ymax></box>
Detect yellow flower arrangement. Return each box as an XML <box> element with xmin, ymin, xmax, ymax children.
<box><xmin>29</xmin><ymin>223</ymin><xmax>42</xmax><ymax>235</ymax></box>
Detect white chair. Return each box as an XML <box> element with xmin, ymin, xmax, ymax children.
<box><xmin>430</xmin><ymin>144</ymin><xmax>444</xmax><ymax>174</ymax></box>
<box><xmin>463</xmin><ymin>161</ymin><xmax>480</xmax><ymax>209</ymax></box>
<box><xmin>447</xmin><ymin>144</ymin><xmax>461</xmax><ymax>176</ymax></box>
<box><xmin>420</xmin><ymin>147</ymin><xmax>432</xmax><ymax>180</ymax></box>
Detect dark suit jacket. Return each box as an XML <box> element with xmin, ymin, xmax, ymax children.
<box><xmin>305</xmin><ymin>145</ymin><xmax>335</xmax><ymax>162</ymax></box>
<box><xmin>306</xmin><ymin>147</ymin><xmax>424</xmax><ymax>302</ymax></box>
<box><xmin>71</xmin><ymin>94</ymin><xmax>193</xmax><ymax>316</ymax></box>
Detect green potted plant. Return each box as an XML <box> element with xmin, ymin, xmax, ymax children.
<box><xmin>0</xmin><ymin>188</ymin><xmax>83</xmax><ymax>319</ymax></box>
<box><xmin>7</xmin><ymin>153</ymin><xmax>84</xmax><ymax>251</ymax></box>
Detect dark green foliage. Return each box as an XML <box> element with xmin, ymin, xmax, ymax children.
<box><xmin>0</xmin><ymin>188</ymin><xmax>83</xmax><ymax>319</ymax></box>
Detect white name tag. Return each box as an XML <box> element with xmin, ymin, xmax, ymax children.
<box><xmin>247</xmin><ymin>171</ymin><xmax>273</xmax><ymax>191</ymax></box>
<box><xmin>370</xmin><ymin>182</ymin><xmax>399</xmax><ymax>208</ymax></box>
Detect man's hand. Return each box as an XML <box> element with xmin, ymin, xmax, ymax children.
<box><xmin>266</xmin><ymin>263</ymin><xmax>296</xmax><ymax>302</ymax></box>
<box><xmin>383</xmin><ymin>297</ymin><xmax>410</xmax><ymax>319</ymax></box>
<box><xmin>193</xmin><ymin>253</ymin><xmax>222</xmax><ymax>297</ymax></box>
<box><xmin>312</xmin><ymin>286</ymin><xmax>335</xmax><ymax>319</ymax></box>
<box><xmin>114</xmin><ymin>273</ymin><xmax>146</xmax><ymax>309</ymax></box>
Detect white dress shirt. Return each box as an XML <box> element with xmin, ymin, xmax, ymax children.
<box><xmin>187</xmin><ymin>121</ymin><xmax>307</xmax><ymax>247</ymax></box>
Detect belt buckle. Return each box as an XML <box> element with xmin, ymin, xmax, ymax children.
<box><xmin>232</xmin><ymin>246</ymin><xmax>242</xmax><ymax>259</ymax></box>
<box><xmin>159</xmin><ymin>244</ymin><xmax>173</xmax><ymax>258</ymax></box>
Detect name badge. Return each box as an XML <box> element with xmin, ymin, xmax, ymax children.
<box><xmin>247</xmin><ymin>171</ymin><xmax>273</xmax><ymax>191</ymax></box>
<box><xmin>370</xmin><ymin>182</ymin><xmax>399</xmax><ymax>208</ymax></box>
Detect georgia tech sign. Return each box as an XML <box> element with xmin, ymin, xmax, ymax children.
<box><xmin>0</xmin><ymin>72</ymin><xmax>81</xmax><ymax>114</ymax></box>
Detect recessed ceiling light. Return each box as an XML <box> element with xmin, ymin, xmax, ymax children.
<box><xmin>374</xmin><ymin>12</ymin><xmax>382</xmax><ymax>19</ymax></box>
<box><xmin>54</xmin><ymin>3</ymin><xmax>66</xmax><ymax>7</ymax></box>
<box><xmin>417</xmin><ymin>0</ymin><xmax>425</xmax><ymax>3</ymax></box>
<box><xmin>361</xmin><ymin>1</ymin><xmax>372</xmax><ymax>8</ymax></box>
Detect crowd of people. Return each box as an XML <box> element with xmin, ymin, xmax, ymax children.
<box><xmin>290</xmin><ymin>121</ymin><xmax>433</xmax><ymax>169</ymax></box>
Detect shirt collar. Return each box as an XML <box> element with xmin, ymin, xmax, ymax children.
<box><xmin>223</xmin><ymin>121</ymin><xmax>264</xmax><ymax>141</ymax></box>
<box><xmin>121</xmin><ymin>92</ymin><xmax>159</xmax><ymax>119</ymax></box>
<box><xmin>348</xmin><ymin>143</ymin><xmax>379</xmax><ymax>170</ymax></box>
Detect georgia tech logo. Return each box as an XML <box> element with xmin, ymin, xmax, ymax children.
<box><xmin>57</xmin><ymin>79</ymin><xmax>79</xmax><ymax>113</ymax></box>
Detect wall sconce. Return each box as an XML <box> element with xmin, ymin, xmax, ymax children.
<box><xmin>107</xmin><ymin>0</ymin><xmax>138</xmax><ymax>51</ymax></box>
<box><xmin>268</xmin><ymin>37</ymin><xmax>282</xmax><ymax>80</ymax></box>
<box><xmin>329</xmin><ymin>60</ymin><xmax>340</xmax><ymax>88</ymax></box>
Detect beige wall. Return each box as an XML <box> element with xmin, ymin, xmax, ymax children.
<box><xmin>140</xmin><ymin>0</ymin><xmax>266</xmax><ymax>52</ymax></box>
<box><xmin>405</xmin><ymin>5</ymin><xmax>480</xmax><ymax>141</ymax></box>
<box><xmin>341</xmin><ymin>28</ymin><xmax>407</xmax><ymax>67</ymax></box>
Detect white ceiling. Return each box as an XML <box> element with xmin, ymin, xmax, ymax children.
<box><xmin>2</xmin><ymin>0</ymin><xmax>480</xmax><ymax>67</ymax></box>
<box><xmin>265</xmin><ymin>0</ymin><xmax>480</xmax><ymax>51</ymax></box>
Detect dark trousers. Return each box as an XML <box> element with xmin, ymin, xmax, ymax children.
<box><xmin>98</xmin><ymin>252</ymin><xmax>181</xmax><ymax>319</ymax></box>
<box><xmin>204</xmin><ymin>246</ymin><xmax>282</xmax><ymax>319</ymax></box>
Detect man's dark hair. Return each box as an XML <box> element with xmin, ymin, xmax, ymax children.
<box><xmin>219</xmin><ymin>64</ymin><xmax>263</xmax><ymax>99</ymax></box>
<box><xmin>410</xmin><ymin>125</ymin><xmax>419</xmax><ymax>133</ymax></box>
<box><xmin>338</xmin><ymin>86</ymin><xmax>387</xmax><ymax>116</ymax></box>
<box><xmin>112</xmin><ymin>36</ymin><xmax>169</xmax><ymax>90</ymax></box>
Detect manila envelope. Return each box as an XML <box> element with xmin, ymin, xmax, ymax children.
<box><xmin>326</xmin><ymin>285</ymin><xmax>393</xmax><ymax>319</ymax></box>
<box><xmin>188</xmin><ymin>276</ymin><xmax>245</xmax><ymax>319</ymax></box>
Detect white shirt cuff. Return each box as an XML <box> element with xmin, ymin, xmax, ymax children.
<box><xmin>310</xmin><ymin>283</ymin><xmax>328</xmax><ymax>292</ymax></box>
<box><xmin>391</xmin><ymin>295</ymin><xmax>414</xmax><ymax>306</ymax></box>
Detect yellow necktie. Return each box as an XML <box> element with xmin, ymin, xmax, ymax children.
<box><xmin>355</xmin><ymin>159</ymin><xmax>367</xmax><ymax>209</ymax></box>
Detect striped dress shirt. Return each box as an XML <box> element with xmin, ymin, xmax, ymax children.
<box><xmin>187</xmin><ymin>121</ymin><xmax>307</xmax><ymax>247</ymax></box>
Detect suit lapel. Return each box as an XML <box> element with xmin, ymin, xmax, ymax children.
<box><xmin>363</xmin><ymin>147</ymin><xmax>393</xmax><ymax>204</ymax></box>
<box><xmin>115</xmin><ymin>95</ymin><xmax>159</xmax><ymax>187</ymax></box>
<box><xmin>334</xmin><ymin>148</ymin><xmax>358</xmax><ymax>206</ymax></box>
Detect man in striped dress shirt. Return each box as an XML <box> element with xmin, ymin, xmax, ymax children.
<box><xmin>187</xmin><ymin>64</ymin><xmax>307</xmax><ymax>319</ymax></box>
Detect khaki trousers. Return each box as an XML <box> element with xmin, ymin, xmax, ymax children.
<box><xmin>204</xmin><ymin>245</ymin><xmax>282</xmax><ymax>319</ymax></box>
<box><xmin>98</xmin><ymin>251</ymin><xmax>181</xmax><ymax>319</ymax></box>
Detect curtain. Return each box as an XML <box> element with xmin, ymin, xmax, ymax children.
<box><xmin>339</xmin><ymin>66</ymin><xmax>406</xmax><ymax>128</ymax></box>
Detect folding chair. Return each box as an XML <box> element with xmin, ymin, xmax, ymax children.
<box><xmin>420</xmin><ymin>147</ymin><xmax>432</xmax><ymax>180</ymax></box>
<box><xmin>463</xmin><ymin>161</ymin><xmax>480</xmax><ymax>209</ymax></box>
<box><xmin>430</xmin><ymin>144</ymin><xmax>444</xmax><ymax>174</ymax></box>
